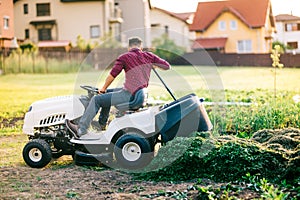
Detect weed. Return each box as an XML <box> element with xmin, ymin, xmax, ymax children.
<box><xmin>260</xmin><ymin>178</ymin><xmax>290</xmax><ymax>200</ymax></box>
<box><xmin>66</xmin><ymin>190</ymin><xmax>80</xmax><ymax>199</ymax></box>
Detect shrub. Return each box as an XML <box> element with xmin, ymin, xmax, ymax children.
<box><xmin>151</xmin><ymin>34</ymin><xmax>185</xmax><ymax>63</ymax></box>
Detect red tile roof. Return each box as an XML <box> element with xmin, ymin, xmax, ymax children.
<box><xmin>275</xmin><ymin>14</ymin><xmax>300</xmax><ymax>22</ymax></box>
<box><xmin>192</xmin><ymin>37</ymin><xmax>228</xmax><ymax>49</ymax></box>
<box><xmin>190</xmin><ymin>0</ymin><xmax>272</xmax><ymax>31</ymax></box>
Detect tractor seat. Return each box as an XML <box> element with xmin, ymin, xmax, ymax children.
<box><xmin>115</xmin><ymin>88</ymin><xmax>148</xmax><ymax>112</ymax></box>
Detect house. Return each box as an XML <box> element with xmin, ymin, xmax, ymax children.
<box><xmin>115</xmin><ymin>0</ymin><xmax>152</xmax><ymax>47</ymax></box>
<box><xmin>13</xmin><ymin>0</ymin><xmax>122</xmax><ymax>49</ymax></box>
<box><xmin>190</xmin><ymin>0</ymin><xmax>276</xmax><ymax>53</ymax></box>
<box><xmin>150</xmin><ymin>7</ymin><xmax>194</xmax><ymax>51</ymax></box>
<box><xmin>0</xmin><ymin>0</ymin><xmax>15</xmax><ymax>48</ymax></box>
<box><xmin>274</xmin><ymin>14</ymin><xmax>300</xmax><ymax>54</ymax></box>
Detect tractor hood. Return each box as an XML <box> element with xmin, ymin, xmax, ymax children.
<box><xmin>23</xmin><ymin>95</ymin><xmax>85</xmax><ymax>133</ymax></box>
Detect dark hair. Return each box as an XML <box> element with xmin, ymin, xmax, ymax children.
<box><xmin>128</xmin><ymin>37</ymin><xmax>142</xmax><ymax>47</ymax></box>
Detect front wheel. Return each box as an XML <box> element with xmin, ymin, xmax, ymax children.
<box><xmin>114</xmin><ymin>134</ymin><xmax>153</xmax><ymax>170</ymax></box>
<box><xmin>23</xmin><ymin>139</ymin><xmax>52</xmax><ymax>168</ymax></box>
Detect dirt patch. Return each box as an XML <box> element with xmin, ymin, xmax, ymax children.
<box><xmin>0</xmin><ymin>164</ymin><xmax>263</xmax><ymax>200</ymax></box>
<box><xmin>0</xmin><ymin>165</ymin><xmax>196</xmax><ymax>199</ymax></box>
<box><xmin>0</xmin><ymin>116</ymin><xmax>24</xmax><ymax>129</ymax></box>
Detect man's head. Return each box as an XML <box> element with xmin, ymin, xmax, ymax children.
<box><xmin>128</xmin><ymin>37</ymin><xmax>143</xmax><ymax>49</ymax></box>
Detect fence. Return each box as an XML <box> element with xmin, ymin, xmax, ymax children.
<box><xmin>0</xmin><ymin>48</ymin><xmax>127</xmax><ymax>74</ymax></box>
<box><xmin>1</xmin><ymin>48</ymin><xmax>300</xmax><ymax>74</ymax></box>
<box><xmin>179</xmin><ymin>51</ymin><xmax>300</xmax><ymax>67</ymax></box>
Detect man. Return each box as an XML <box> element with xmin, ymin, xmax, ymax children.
<box><xmin>66</xmin><ymin>37</ymin><xmax>171</xmax><ymax>139</ymax></box>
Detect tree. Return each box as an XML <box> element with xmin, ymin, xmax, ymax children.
<box><xmin>151</xmin><ymin>34</ymin><xmax>185</xmax><ymax>62</ymax></box>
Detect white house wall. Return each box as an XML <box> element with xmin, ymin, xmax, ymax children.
<box><xmin>14</xmin><ymin>0</ymin><xmax>112</xmax><ymax>46</ymax></box>
<box><xmin>150</xmin><ymin>9</ymin><xmax>191</xmax><ymax>51</ymax></box>
<box><xmin>275</xmin><ymin>21</ymin><xmax>300</xmax><ymax>53</ymax></box>
<box><xmin>115</xmin><ymin>0</ymin><xmax>151</xmax><ymax>47</ymax></box>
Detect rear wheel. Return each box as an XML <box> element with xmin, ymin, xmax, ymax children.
<box><xmin>23</xmin><ymin>139</ymin><xmax>52</xmax><ymax>168</ymax></box>
<box><xmin>114</xmin><ymin>134</ymin><xmax>153</xmax><ymax>170</ymax></box>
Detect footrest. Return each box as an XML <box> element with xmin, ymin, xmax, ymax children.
<box><xmin>74</xmin><ymin>150</ymin><xmax>112</xmax><ymax>166</ymax></box>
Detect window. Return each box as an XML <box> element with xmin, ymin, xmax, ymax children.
<box><xmin>25</xmin><ymin>29</ymin><xmax>30</xmax><ymax>39</ymax></box>
<box><xmin>230</xmin><ymin>20</ymin><xmax>237</xmax><ymax>30</ymax></box>
<box><xmin>24</xmin><ymin>4</ymin><xmax>28</xmax><ymax>14</ymax></box>
<box><xmin>3</xmin><ymin>17</ymin><xmax>9</xmax><ymax>29</ymax></box>
<box><xmin>219</xmin><ymin>21</ymin><xmax>226</xmax><ymax>31</ymax></box>
<box><xmin>38</xmin><ymin>28</ymin><xmax>52</xmax><ymax>41</ymax></box>
<box><xmin>90</xmin><ymin>25</ymin><xmax>100</xmax><ymax>38</ymax></box>
<box><xmin>237</xmin><ymin>40</ymin><xmax>252</xmax><ymax>53</ymax></box>
<box><xmin>287</xmin><ymin>42</ymin><xmax>298</xmax><ymax>49</ymax></box>
<box><xmin>36</xmin><ymin>3</ymin><xmax>50</xmax><ymax>16</ymax></box>
<box><xmin>165</xmin><ymin>25</ymin><xmax>169</xmax><ymax>34</ymax></box>
<box><xmin>285</xmin><ymin>23</ymin><xmax>300</xmax><ymax>31</ymax></box>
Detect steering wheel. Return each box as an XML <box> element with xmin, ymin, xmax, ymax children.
<box><xmin>80</xmin><ymin>85</ymin><xmax>99</xmax><ymax>96</ymax></box>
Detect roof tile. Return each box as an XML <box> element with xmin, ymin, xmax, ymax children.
<box><xmin>190</xmin><ymin>0</ymin><xmax>271</xmax><ymax>31</ymax></box>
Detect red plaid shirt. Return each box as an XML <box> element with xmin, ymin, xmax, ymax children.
<box><xmin>110</xmin><ymin>48</ymin><xmax>171</xmax><ymax>94</ymax></box>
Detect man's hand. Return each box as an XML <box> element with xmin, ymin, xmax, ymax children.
<box><xmin>98</xmin><ymin>89</ymin><xmax>106</xmax><ymax>94</ymax></box>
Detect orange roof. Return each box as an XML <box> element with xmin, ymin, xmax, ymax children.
<box><xmin>190</xmin><ymin>0</ymin><xmax>272</xmax><ymax>31</ymax></box>
<box><xmin>192</xmin><ymin>37</ymin><xmax>228</xmax><ymax>49</ymax></box>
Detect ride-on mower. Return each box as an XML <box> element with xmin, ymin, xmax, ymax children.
<box><xmin>22</xmin><ymin>69</ymin><xmax>212</xmax><ymax>169</ymax></box>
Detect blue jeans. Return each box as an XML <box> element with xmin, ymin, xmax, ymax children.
<box><xmin>78</xmin><ymin>88</ymin><xmax>132</xmax><ymax>135</ymax></box>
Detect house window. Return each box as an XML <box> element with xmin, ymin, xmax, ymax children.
<box><xmin>36</xmin><ymin>3</ymin><xmax>50</xmax><ymax>16</ymax></box>
<box><xmin>165</xmin><ymin>25</ymin><xmax>169</xmax><ymax>35</ymax></box>
<box><xmin>219</xmin><ymin>21</ymin><xmax>226</xmax><ymax>31</ymax></box>
<box><xmin>237</xmin><ymin>40</ymin><xmax>252</xmax><ymax>53</ymax></box>
<box><xmin>230</xmin><ymin>20</ymin><xmax>237</xmax><ymax>30</ymax></box>
<box><xmin>90</xmin><ymin>25</ymin><xmax>100</xmax><ymax>38</ymax></box>
<box><xmin>24</xmin><ymin>4</ymin><xmax>28</xmax><ymax>14</ymax></box>
<box><xmin>25</xmin><ymin>29</ymin><xmax>30</xmax><ymax>39</ymax></box>
<box><xmin>38</xmin><ymin>28</ymin><xmax>52</xmax><ymax>41</ymax></box>
<box><xmin>287</xmin><ymin>41</ymin><xmax>298</xmax><ymax>49</ymax></box>
<box><xmin>285</xmin><ymin>23</ymin><xmax>300</xmax><ymax>31</ymax></box>
<box><xmin>3</xmin><ymin>16</ymin><xmax>9</xmax><ymax>29</ymax></box>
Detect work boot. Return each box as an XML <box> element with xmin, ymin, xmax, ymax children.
<box><xmin>66</xmin><ymin>119</ymin><xmax>80</xmax><ymax>139</ymax></box>
<box><xmin>91</xmin><ymin>121</ymin><xmax>106</xmax><ymax>131</ymax></box>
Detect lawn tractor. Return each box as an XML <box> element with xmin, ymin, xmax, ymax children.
<box><xmin>22</xmin><ymin>69</ymin><xmax>212</xmax><ymax>169</ymax></box>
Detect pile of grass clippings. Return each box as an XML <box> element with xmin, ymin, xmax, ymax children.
<box><xmin>136</xmin><ymin>129</ymin><xmax>300</xmax><ymax>185</ymax></box>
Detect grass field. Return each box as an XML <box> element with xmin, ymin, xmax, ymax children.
<box><xmin>0</xmin><ymin>66</ymin><xmax>299</xmax><ymax>199</ymax></box>
<box><xmin>1</xmin><ymin>66</ymin><xmax>299</xmax><ymax>131</ymax></box>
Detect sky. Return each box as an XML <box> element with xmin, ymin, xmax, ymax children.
<box><xmin>151</xmin><ymin>0</ymin><xmax>300</xmax><ymax>16</ymax></box>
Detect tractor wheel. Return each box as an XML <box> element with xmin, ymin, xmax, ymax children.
<box><xmin>114</xmin><ymin>134</ymin><xmax>153</xmax><ymax>170</ymax></box>
<box><xmin>23</xmin><ymin>139</ymin><xmax>52</xmax><ymax>168</ymax></box>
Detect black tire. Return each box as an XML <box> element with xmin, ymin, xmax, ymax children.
<box><xmin>23</xmin><ymin>139</ymin><xmax>52</xmax><ymax>168</ymax></box>
<box><xmin>114</xmin><ymin>134</ymin><xmax>153</xmax><ymax>170</ymax></box>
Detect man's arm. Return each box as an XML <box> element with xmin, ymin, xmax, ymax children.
<box><xmin>152</xmin><ymin>53</ymin><xmax>171</xmax><ymax>70</ymax></box>
<box><xmin>99</xmin><ymin>74</ymin><xmax>115</xmax><ymax>94</ymax></box>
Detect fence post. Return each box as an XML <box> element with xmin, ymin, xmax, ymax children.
<box><xmin>32</xmin><ymin>51</ymin><xmax>35</xmax><ymax>73</ymax></box>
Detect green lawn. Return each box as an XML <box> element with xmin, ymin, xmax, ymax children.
<box><xmin>0</xmin><ymin>66</ymin><xmax>299</xmax><ymax>134</ymax></box>
<box><xmin>1</xmin><ymin>65</ymin><xmax>300</xmax><ymax>106</ymax></box>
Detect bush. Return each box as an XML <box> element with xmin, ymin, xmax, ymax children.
<box><xmin>151</xmin><ymin>34</ymin><xmax>185</xmax><ymax>63</ymax></box>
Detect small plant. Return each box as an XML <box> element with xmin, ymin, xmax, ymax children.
<box><xmin>260</xmin><ymin>178</ymin><xmax>290</xmax><ymax>200</ymax></box>
<box><xmin>270</xmin><ymin>45</ymin><xmax>284</xmax><ymax>99</ymax></box>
